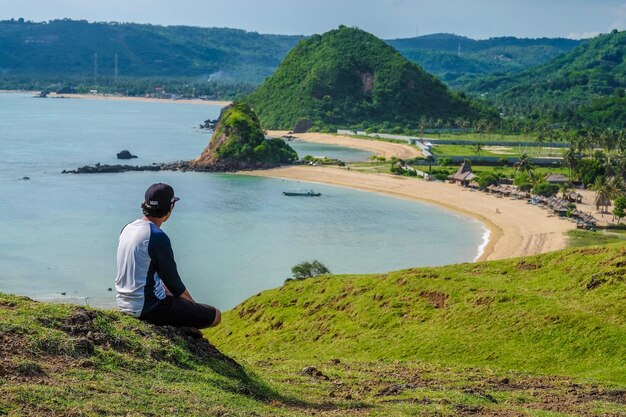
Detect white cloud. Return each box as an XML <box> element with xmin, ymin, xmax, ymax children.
<box><xmin>566</xmin><ymin>31</ymin><xmax>601</xmax><ymax>39</ymax></box>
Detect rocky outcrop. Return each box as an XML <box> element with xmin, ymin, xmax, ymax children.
<box><xmin>63</xmin><ymin>103</ymin><xmax>297</xmax><ymax>174</ymax></box>
<box><xmin>189</xmin><ymin>102</ymin><xmax>297</xmax><ymax>171</ymax></box>
<box><xmin>117</xmin><ymin>150</ymin><xmax>138</xmax><ymax>159</ymax></box>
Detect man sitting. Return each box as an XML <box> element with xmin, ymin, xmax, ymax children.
<box><xmin>115</xmin><ymin>183</ymin><xmax>220</xmax><ymax>335</ymax></box>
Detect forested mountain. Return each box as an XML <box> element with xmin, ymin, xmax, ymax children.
<box><xmin>0</xmin><ymin>18</ymin><xmax>303</xmax><ymax>83</ymax></box>
<box><xmin>463</xmin><ymin>29</ymin><xmax>626</xmax><ymax>126</ymax></box>
<box><xmin>0</xmin><ymin>19</ymin><xmax>581</xmax><ymax>90</ymax></box>
<box><xmin>388</xmin><ymin>33</ymin><xmax>581</xmax><ymax>86</ymax></box>
<box><xmin>243</xmin><ymin>26</ymin><xmax>497</xmax><ymax>131</ymax></box>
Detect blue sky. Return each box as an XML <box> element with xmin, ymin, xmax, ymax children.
<box><xmin>1</xmin><ymin>0</ymin><xmax>625</xmax><ymax>39</ymax></box>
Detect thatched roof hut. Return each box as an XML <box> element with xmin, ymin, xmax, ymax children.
<box><xmin>545</xmin><ymin>174</ymin><xmax>570</xmax><ymax>184</ymax></box>
<box><xmin>566</xmin><ymin>192</ymin><xmax>583</xmax><ymax>203</ymax></box>
<box><xmin>448</xmin><ymin>162</ymin><xmax>477</xmax><ymax>186</ymax></box>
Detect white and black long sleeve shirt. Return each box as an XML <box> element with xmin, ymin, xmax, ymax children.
<box><xmin>115</xmin><ymin>219</ymin><xmax>186</xmax><ymax>317</ymax></box>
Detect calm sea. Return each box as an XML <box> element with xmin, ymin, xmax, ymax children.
<box><xmin>0</xmin><ymin>93</ymin><xmax>486</xmax><ymax>310</ymax></box>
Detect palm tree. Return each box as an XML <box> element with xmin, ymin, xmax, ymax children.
<box><xmin>515</xmin><ymin>153</ymin><xmax>535</xmax><ymax>181</ymax></box>
<box><xmin>563</xmin><ymin>148</ymin><xmax>579</xmax><ymax>180</ymax></box>
<box><xmin>473</xmin><ymin>143</ymin><xmax>484</xmax><ymax>156</ymax></box>
<box><xmin>593</xmin><ymin>176</ymin><xmax>616</xmax><ymax>214</ymax></box>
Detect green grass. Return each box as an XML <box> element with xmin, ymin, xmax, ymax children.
<box><xmin>431</xmin><ymin>144</ymin><xmax>506</xmax><ymax>157</ymax></box>
<box><xmin>214</xmin><ymin>244</ymin><xmax>626</xmax><ymax>385</ymax></box>
<box><xmin>425</xmin><ymin>132</ymin><xmax>539</xmax><ymax>143</ymax></box>
<box><xmin>567</xmin><ymin>229</ymin><xmax>626</xmax><ymax>247</ymax></box>
<box><xmin>431</xmin><ymin>144</ymin><xmax>566</xmax><ymax>159</ymax></box>
<box><xmin>2</xmin><ymin>243</ymin><xmax>626</xmax><ymax>415</ymax></box>
<box><xmin>463</xmin><ymin>165</ymin><xmax>570</xmax><ymax>177</ymax></box>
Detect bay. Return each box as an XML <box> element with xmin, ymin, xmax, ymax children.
<box><xmin>0</xmin><ymin>93</ymin><xmax>485</xmax><ymax>310</ymax></box>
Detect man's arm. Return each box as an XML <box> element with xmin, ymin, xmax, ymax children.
<box><xmin>148</xmin><ymin>231</ymin><xmax>187</xmax><ymax>297</ymax></box>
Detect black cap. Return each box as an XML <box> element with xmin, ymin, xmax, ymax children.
<box><xmin>144</xmin><ymin>183</ymin><xmax>180</xmax><ymax>211</ymax></box>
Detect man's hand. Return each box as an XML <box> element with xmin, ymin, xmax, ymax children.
<box><xmin>179</xmin><ymin>289</ymin><xmax>195</xmax><ymax>303</ymax></box>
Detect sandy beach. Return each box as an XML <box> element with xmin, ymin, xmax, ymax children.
<box><xmin>46</xmin><ymin>92</ymin><xmax>232</xmax><ymax>107</ymax></box>
<box><xmin>268</xmin><ymin>130</ymin><xmax>424</xmax><ymax>160</ymax></box>
<box><xmin>242</xmin><ymin>165</ymin><xmax>575</xmax><ymax>261</ymax></box>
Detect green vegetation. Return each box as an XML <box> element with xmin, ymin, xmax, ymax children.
<box><xmin>387</xmin><ymin>33</ymin><xmax>581</xmax><ymax>86</ymax></box>
<box><xmin>191</xmin><ymin>102</ymin><xmax>297</xmax><ymax>170</ymax></box>
<box><xmin>302</xmin><ymin>155</ymin><xmax>345</xmax><ymax>166</ymax></box>
<box><xmin>566</xmin><ymin>230</ymin><xmax>626</xmax><ymax>247</ymax></box>
<box><xmin>290</xmin><ymin>260</ymin><xmax>331</xmax><ymax>280</ymax></box>
<box><xmin>215</xmin><ymin>244</ymin><xmax>626</xmax><ymax>386</ymax></box>
<box><xmin>0</xmin><ymin>20</ymin><xmax>582</xmax><ymax>96</ymax></box>
<box><xmin>431</xmin><ymin>144</ymin><xmax>505</xmax><ymax>158</ymax></box>
<box><xmin>464</xmin><ymin>30</ymin><xmax>626</xmax><ymax>128</ymax></box>
<box><xmin>0</xmin><ymin>19</ymin><xmax>303</xmax><ymax>84</ymax></box>
<box><xmin>0</xmin><ymin>293</ymin><xmax>279</xmax><ymax>416</ymax></box>
<box><xmin>532</xmin><ymin>182</ymin><xmax>559</xmax><ymax>197</ymax></box>
<box><xmin>3</xmin><ymin>243</ymin><xmax>626</xmax><ymax>415</ymax></box>
<box><xmin>244</xmin><ymin>26</ymin><xmax>497</xmax><ymax>131</ymax></box>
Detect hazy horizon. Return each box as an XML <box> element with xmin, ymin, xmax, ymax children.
<box><xmin>1</xmin><ymin>0</ymin><xmax>624</xmax><ymax>40</ymax></box>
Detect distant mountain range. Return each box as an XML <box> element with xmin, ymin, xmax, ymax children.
<box><xmin>0</xmin><ymin>19</ymin><xmax>581</xmax><ymax>85</ymax></box>
<box><xmin>0</xmin><ymin>19</ymin><xmax>303</xmax><ymax>84</ymax></box>
<box><xmin>387</xmin><ymin>33</ymin><xmax>581</xmax><ymax>86</ymax></box>
<box><xmin>463</xmin><ymin>29</ymin><xmax>626</xmax><ymax>124</ymax></box>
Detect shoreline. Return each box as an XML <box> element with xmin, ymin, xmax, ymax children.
<box><xmin>268</xmin><ymin>130</ymin><xmax>423</xmax><ymax>160</ymax></box>
<box><xmin>240</xmin><ymin>166</ymin><xmax>574</xmax><ymax>262</ymax></box>
<box><xmin>0</xmin><ymin>90</ymin><xmax>232</xmax><ymax>107</ymax></box>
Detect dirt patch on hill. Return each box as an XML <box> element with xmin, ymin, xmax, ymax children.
<box><xmin>419</xmin><ymin>291</ymin><xmax>448</xmax><ymax>308</ymax></box>
<box><xmin>256</xmin><ymin>360</ymin><xmax>626</xmax><ymax>416</ymax></box>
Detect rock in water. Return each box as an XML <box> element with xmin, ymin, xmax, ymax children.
<box><xmin>190</xmin><ymin>102</ymin><xmax>297</xmax><ymax>171</ymax></box>
<box><xmin>117</xmin><ymin>150</ymin><xmax>138</xmax><ymax>159</ymax></box>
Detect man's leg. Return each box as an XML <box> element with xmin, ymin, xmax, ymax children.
<box><xmin>141</xmin><ymin>296</ymin><xmax>221</xmax><ymax>329</ymax></box>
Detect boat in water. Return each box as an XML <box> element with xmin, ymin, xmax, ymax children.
<box><xmin>282</xmin><ymin>189</ymin><xmax>322</xmax><ymax>197</ymax></box>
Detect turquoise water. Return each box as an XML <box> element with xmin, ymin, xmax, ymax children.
<box><xmin>0</xmin><ymin>93</ymin><xmax>486</xmax><ymax>310</ymax></box>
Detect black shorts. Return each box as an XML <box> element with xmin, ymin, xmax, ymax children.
<box><xmin>140</xmin><ymin>296</ymin><xmax>217</xmax><ymax>329</ymax></box>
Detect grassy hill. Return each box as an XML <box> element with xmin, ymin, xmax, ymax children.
<box><xmin>244</xmin><ymin>26</ymin><xmax>497</xmax><ymax>131</ymax></box>
<box><xmin>464</xmin><ymin>29</ymin><xmax>626</xmax><ymax>122</ymax></box>
<box><xmin>2</xmin><ymin>243</ymin><xmax>625</xmax><ymax>415</ymax></box>
<box><xmin>215</xmin><ymin>244</ymin><xmax>626</xmax><ymax>383</ymax></box>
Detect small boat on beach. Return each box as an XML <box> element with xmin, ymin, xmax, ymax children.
<box><xmin>282</xmin><ymin>189</ymin><xmax>321</xmax><ymax>197</ymax></box>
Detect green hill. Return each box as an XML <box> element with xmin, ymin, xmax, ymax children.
<box><xmin>0</xmin><ymin>18</ymin><xmax>302</xmax><ymax>84</ymax></box>
<box><xmin>0</xmin><ymin>19</ymin><xmax>585</xmax><ymax>101</ymax></box>
<box><xmin>190</xmin><ymin>102</ymin><xmax>297</xmax><ymax>171</ymax></box>
<box><xmin>215</xmin><ymin>244</ymin><xmax>626</xmax><ymax>384</ymax></box>
<box><xmin>388</xmin><ymin>33</ymin><xmax>581</xmax><ymax>86</ymax></box>
<box><xmin>464</xmin><ymin>29</ymin><xmax>626</xmax><ymax>123</ymax></box>
<box><xmin>244</xmin><ymin>26</ymin><xmax>496</xmax><ymax>131</ymax></box>
<box><xmin>2</xmin><ymin>243</ymin><xmax>626</xmax><ymax>415</ymax></box>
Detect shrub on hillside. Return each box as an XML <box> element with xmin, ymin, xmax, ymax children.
<box><xmin>289</xmin><ymin>260</ymin><xmax>331</xmax><ymax>281</ymax></box>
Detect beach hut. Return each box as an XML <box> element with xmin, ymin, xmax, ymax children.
<box><xmin>566</xmin><ymin>192</ymin><xmax>583</xmax><ymax>203</ymax></box>
<box><xmin>448</xmin><ymin>162</ymin><xmax>477</xmax><ymax>187</ymax></box>
<box><xmin>545</xmin><ymin>174</ymin><xmax>570</xmax><ymax>185</ymax></box>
